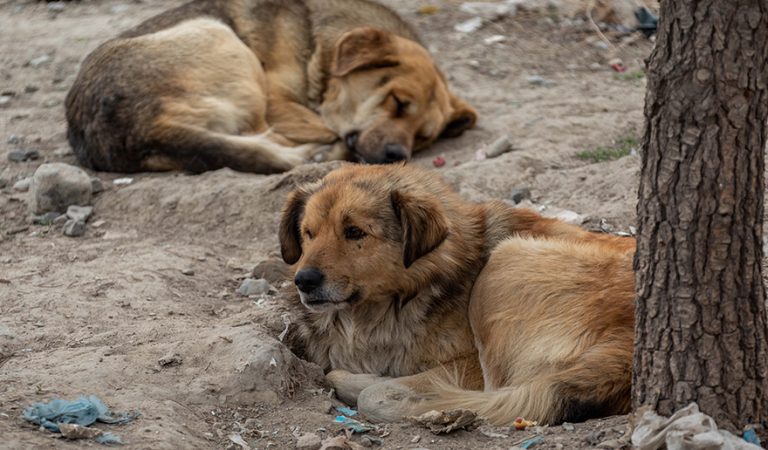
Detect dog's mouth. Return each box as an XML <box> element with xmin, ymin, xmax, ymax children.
<box><xmin>301</xmin><ymin>290</ymin><xmax>362</xmax><ymax>311</ymax></box>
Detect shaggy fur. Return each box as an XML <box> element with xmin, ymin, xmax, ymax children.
<box><xmin>280</xmin><ymin>164</ymin><xmax>635</xmax><ymax>425</ymax></box>
<box><xmin>65</xmin><ymin>0</ymin><xmax>477</xmax><ymax>174</ymax></box>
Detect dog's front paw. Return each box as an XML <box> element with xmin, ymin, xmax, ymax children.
<box><xmin>311</xmin><ymin>141</ymin><xmax>349</xmax><ymax>163</ymax></box>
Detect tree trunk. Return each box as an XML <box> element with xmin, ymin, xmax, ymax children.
<box><xmin>633</xmin><ymin>0</ymin><xmax>768</xmax><ymax>431</ymax></box>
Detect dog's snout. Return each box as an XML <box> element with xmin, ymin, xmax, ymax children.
<box><xmin>345</xmin><ymin>132</ymin><xmax>359</xmax><ymax>152</ymax></box>
<box><xmin>295</xmin><ymin>268</ymin><xmax>325</xmax><ymax>293</ymax></box>
<box><xmin>383</xmin><ymin>143</ymin><xmax>408</xmax><ymax>163</ymax></box>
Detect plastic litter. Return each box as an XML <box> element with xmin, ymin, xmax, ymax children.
<box><xmin>520</xmin><ymin>435</ymin><xmax>544</xmax><ymax>449</ymax></box>
<box><xmin>635</xmin><ymin>7</ymin><xmax>658</xmax><ymax>37</ymax></box>
<box><xmin>513</xmin><ymin>416</ymin><xmax>537</xmax><ymax>430</ymax></box>
<box><xmin>334</xmin><ymin>416</ymin><xmax>372</xmax><ymax>433</ymax></box>
<box><xmin>408</xmin><ymin>409</ymin><xmax>481</xmax><ymax>434</ymax></box>
<box><xmin>23</xmin><ymin>395</ymin><xmax>139</xmax><ymax>445</ymax></box>
<box><xmin>631</xmin><ymin>403</ymin><xmax>761</xmax><ymax>450</ymax></box>
<box><xmin>743</xmin><ymin>428</ymin><xmax>760</xmax><ymax>446</ymax></box>
<box><xmin>335</xmin><ymin>406</ymin><xmax>358</xmax><ymax>417</ymax></box>
<box><xmin>432</xmin><ymin>156</ymin><xmax>446</xmax><ymax>167</ymax></box>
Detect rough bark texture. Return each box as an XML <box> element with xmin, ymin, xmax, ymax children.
<box><xmin>633</xmin><ymin>0</ymin><xmax>768</xmax><ymax>431</ymax></box>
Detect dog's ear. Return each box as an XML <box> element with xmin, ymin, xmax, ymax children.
<box><xmin>391</xmin><ymin>189</ymin><xmax>449</xmax><ymax>268</ymax></box>
<box><xmin>332</xmin><ymin>27</ymin><xmax>399</xmax><ymax>77</ymax></box>
<box><xmin>279</xmin><ymin>184</ymin><xmax>317</xmax><ymax>265</ymax></box>
<box><xmin>440</xmin><ymin>94</ymin><xmax>478</xmax><ymax>138</ymax></box>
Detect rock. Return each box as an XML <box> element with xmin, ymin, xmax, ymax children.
<box><xmin>47</xmin><ymin>2</ymin><xmax>66</xmax><ymax>14</ymax></box>
<box><xmin>252</xmin><ymin>258</ymin><xmax>292</xmax><ymax>284</ymax></box>
<box><xmin>30</xmin><ymin>163</ymin><xmax>92</xmax><ymax>214</ymax></box>
<box><xmin>28</xmin><ymin>54</ymin><xmax>51</xmax><ymax>68</ymax></box>
<box><xmin>113</xmin><ymin>177</ymin><xmax>133</xmax><ymax>186</ymax></box>
<box><xmin>181</xmin><ymin>268</ymin><xmax>195</xmax><ymax>276</ymax></box>
<box><xmin>409</xmin><ymin>409</ymin><xmax>481</xmax><ymax>434</ymax></box>
<box><xmin>53</xmin><ymin>147</ymin><xmax>73</xmax><ymax>157</ymax></box>
<box><xmin>111</xmin><ymin>4</ymin><xmax>130</xmax><ymax>14</ymax></box>
<box><xmin>7</xmin><ymin>149</ymin><xmax>39</xmax><ymax>162</ymax></box>
<box><xmin>296</xmin><ymin>433</ymin><xmax>321</xmax><ymax>450</ymax></box>
<box><xmin>59</xmin><ymin>423</ymin><xmax>103</xmax><ymax>440</ymax></box>
<box><xmin>53</xmin><ymin>214</ymin><xmax>69</xmax><ymax>225</ymax></box>
<box><xmin>320</xmin><ymin>400</ymin><xmax>334</xmax><ymax>414</ymax></box>
<box><xmin>12</xmin><ymin>177</ymin><xmax>31</xmax><ymax>192</ymax></box>
<box><xmin>6</xmin><ymin>135</ymin><xmax>20</xmax><ymax>145</ymax></box>
<box><xmin>66</xmin><ymin>205</ymin><xmax>93</xmax><ymax>223</ymax></box>
<box><xmin>24</xmin><ymin>85</ymin><xmax>39</xmax><ymax>94</ymax></box>
<box><xmin>0</xmin><ymin>177</ymin><xmax>7</xmax><ymax>189</ymax></box>
<box><xmin>485</xmin><ymin>135</ymin><xmax>514</xmax><ymax>158</ymax></box>
<box><xmin>90</xmin><ymin>177</ymin><xmax>104</xmax><ymax>194</ymax></box>
<box><xmin>0</xmin><ymin>95</ymin><xmax>11</xmax><ymax>108</ymax></box>
<box><xmin>237</xmin><ymin>278</ymin><xmax>273</xmax><ymax>296</ymax></box>
<box><xmin>562</xmin><ymin>422</ymin><xmax>575</xmax><ymax>432</ymax></box>
<box><xmin>509</xmin><ymin>186</ymin><xmax>531</xmax><ymax>204</ymax></box>
<box><xmin>63</xmin><ymin>219</ymin><xmax>86</xmax><ymax>237</ymax></box>
<box><xmin>597</xmin><ymin>438</ymin><xmax>627</xmax><ymax>449</ymax></box>
<box><xmin>158</xmin><ymin>352</ymin><xmax>183</xmax><ymax>367</ymax></box>
<box><xmin>454</xmin><ymin>17</ymin><xmax>483</xmax><ymax>33</ymax></box>
<box><xmin>33</xmin><ymin>212</ymin><xmax>61</xmax><ymax>226</ymax></box>
<box><xmin>585</xmin><ymin>430</ymin><xmax>606</xmax><ymax>446</ymax></box>
<box><xmin>527</xmin><ymin>75</ymin><xmax>554</xmax><ymax>86</ymax></box>
<box><xmin>0</xmin><ymin>325</ymin><xmax>19</xmax><ymax>360</ymax></box>
<box><xmin>550</xmin><ymin>209</ymin><xmax>586</xmax><ymax>224</ymax></box>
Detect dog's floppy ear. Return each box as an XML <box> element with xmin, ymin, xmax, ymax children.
<box><xmin>332</xmin><ymin>27</ymin><xmax>399</xmax><ymax>77</ymax></box>
<box><xmin>391</xmin><ymin>189</ymin><xmax>449</xmax><ymax>268</ymax></box>
<box><xmin>440</xmin><ymin>94</ymin><xmax>478</xmax><ymax>138</ymax></box>
<box><xmin>279</xmin><ymin>184</ymin><xmax>317</xmax><ymax>265</ymax></box>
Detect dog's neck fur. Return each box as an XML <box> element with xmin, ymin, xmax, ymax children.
<box><xmin>292</xmin><ymin>200</ymin><xmax>524</xmax><ymax>377</ymax></box>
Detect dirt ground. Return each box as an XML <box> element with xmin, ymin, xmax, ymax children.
<box><xmin>1</xmin><ymin>0</ymin><xmax>653</xmax><ymax>448</ymax></box>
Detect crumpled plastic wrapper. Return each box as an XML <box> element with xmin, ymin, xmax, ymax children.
<box><xmin>409</xmin><ymin>409</ymin><xmax>481</xmax><ymax>434</ymax></box>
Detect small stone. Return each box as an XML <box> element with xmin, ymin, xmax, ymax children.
<box><xmin>509</xmin><ymin>186</ymin><xmax>531</xmax><ymax>204</ymax></box>
<box><xmin>237</xmin><ymin>278</ymin><xmax>272</xmax><ymax>296</ymax></box>
<box><xmin>585</xmin><ymin>430</ymin><xmax>606</xmax><ymax>446</ymax></box>
<box><xmin>111</xmin><ymin>4</ymin><xmax>130</xmax><ymax>14</ymax></box>
<box><xmin>527</xmin><ymin>75</ymin><xmax>554</xmax><ymax>86</ymax></box>
<box><xmin>485</xmin><ymin>135</ymin><xmax>514</xmax><ymax>158</ymax></box>
<box><xmin>53</xmin><ymin>147</ymin><xmax>73</xmax><ymax>157</ymax></box>
<box><xmin>6</xmin><ymin>135</ymin><xmax>20</xmax><ymax>145</ymax></box>
<box><xmin>90</xmin><ymin>177</ymin><xmax>104</xmax><ymax>193</ymax></box>
<box><xmin>181</xmin><ymin>268</ymin><xmax>195</xmax><ymax>276</ymax></box>
<box><xmin>7</xmin><ymin>149</ymin><xmax>39</xmax><ymax>162</ymax></box>
<box><xmin>0</xmin><ymin>96</ymin><xmax>11</xmax><ymax>108</ymax></box>
<box><xmin>66</xmin><ymin>205</ymin><xmax>93</xmax><ymax>223</ymax></box>
<box><xmin>455</xmin><ymin>17</ymin><xmax>483</xmax><ymax>33</ymax></box>
<box><xmin>33</xmin><ymin>212</ymin><xmax>61</xmax><ymax>226</ymax></box>
<box><xmin>320</xmin><ymin>400</ymin><xmax>333</xmax><ymax>414</ymax></box>
<box><xmin>411</xmin><ymin>435</ymin><xmax>421</xmax><ymax>443</ymax></box>
<box><xmin>30</xmin><ymin>163</ymin><xmax>92</xmax><ymax>214</ymax></box>
<box><xmin>0</xmin><ymin>178</ymin><xmax>7</xmax><ymax>189</ymax></box>
<box><xmin>92</xmin><ymin>219</ymin><xmax>106</xmax><ymax>228</ymax></box>
<box><xmin>63</xmin><ymin>219</ymin><xmax>86</xmax><ymax>237</ymax></box>
<box><xmin>43</xmin><ymin>98</ymin><xmax>61</xmax><ymax>108</ymax></box>
<box><xmin>597</xmin><ymin>438</ymin><xmax>626</xmax><ymax>449</ymax></box>
<box><xmin>47</xmin><ymin>2</ymin><xmax>65</xmax><ymax>13</ymax></box>
<box><xmin>561</xmin><ymin>422</ymin><xmax>575</xmax><ymax>432</ymax></box>
<box><xmin>28</xmin><ymin>54</ymin><xmax>51</xmax><ymax>68</ymax></box>
<box><xmin>53</xmin><ymin>214</ymin><xmax>68</xmax><ymax>225</ymax></box>
<box><xmin>158</xmin><ymin>352</ymin><xmax>183</xmax><ymax>367</ymax></box>
<box><xmin>24</xmin><ymin>85</ymin><xmax>39</xmax><ymax>94</ymax></box>
<box><xmin>113</xmin><ymin>177</ymin><xmax>133</xmax><ymax>186</ymax></box>
<box><xmin>296</xmin><ymin>432</ymin><xmax>321</xmax><ymax>450</ymax></box>
<box><xmin>12</xmin><ymin>177</ymin><xmax>31</xmax><ymax>192</ymax></box>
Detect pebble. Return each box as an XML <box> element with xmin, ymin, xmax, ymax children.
<box><xmin>66</xmin><ymin>205</ymin><xmax>93</xmax><ymax>223</ymax></box>
<box><xmin>0</xmin><ymin>178</ymin><xmax>7</xmax><ymax>189</ymax></box>
<box><xmin>459</xmin><ymin>2</ymin><xmax>516</xmax><ymax>19</ymax></box>
<box><xmin>0</xmin><ymin>96</ymin><xmax>11</xmax><ymax>108</ymax></box>
<box><xmin>509</xmin><ymin>186</ymin><xmax>531</xmax><ymax>204</ymax></box>
<box><xmin>597</xmin><ymin>438</ymin><xmax>626</xmax><ymax>449</ymax></box>
<box><xmin>455</xmin><ymin>17</ymin><xmax>483</xmax><ymax>33</ymax></box>
<box><xmin>7</xmin><ymin>149</ymin><xmax>39</xmax><ymax>162</ymax></box>
<box><xmin>24</xmin><ymin>85</ymin><xmax>39</xmax><ymax>94</ymax></box>
<box><xmin>527</xmin><ymin>75</ymin><xmax>554</xmax><ymax>86</ymax></box>
<box><xmin>63</xmin><ymin>219</ymin><xmax>86</xmax><ymax>237</ymax></box>
<box><xmin>92</xmin><ymin>219</ymin><xmax>106</xmax><ymax>228</ymax></box>
<box><xmin>6</xmin><ymin>135</ymin><xmax>20</xmax><ymax>145</ymax></box>
<box><xmin>485</xmin><ymin>134</ymin><xmax>514</xmax><ymax>158</ymax></box>
<box><xmin>53</xmin><ymin>147</ymin><xmax>73</xmax><ymax>157</ymax></box>
<box><xmin>237</xmin><ymin>278</ymin><xmax>272</xmax><ymax>296</ymax></box>
<box><xmin>12</xmin><ymin>177</ymin><xmax>31</xmax><ymax>192</ymax></box>
<box><xmin>113</xmin><ymin>177</ymin><xmax>133</xmax><ymax>186</ymax></box>
<box><xmin>585</xmin><ymin>430</ymin><xmax>606</xmax><ymax>446</ymax></box>
<box><xmin>30</xmin><ymin>163</ymin><xmax>92</xmax><ymax>214</ymax></box>
<box><xmin>158</xmin><ymin>352</ymin><xmax>183</xmax><ymax>367</ymax></box>
<box><xmin>295</xmin><ymin>432</ymin><xmax>321</xmax><ymax>450</ymax></box>
<box><xmin>47</xmin><ymin>2</ymin><xmax>65</xmax><ymax>13</ymax></box>
<box><xmin>561</xmin><ymin>422</ymin><xmax>575</xmax><ymax>432</ymax></box>
<box><xmin>28</xmin><ymin>54</ymin><xmax>51</xmax><ymax>68</ymax></box>
<box><xmin>33</xmin><ymin>212</ymin><xmax>61</xmax><ymax>226</ymax></box>
<box><xmin>181</xmin><ymin>268</ymin><xmax>195</xmax><ymax>276</ymax></box>
<box><xmin>111</xmin><ymin>4</ymin><xmax>130</xmax><ymax>14</ymax></box>
<box><xmin>90</xmin><ymin>177</ymin><xmax>104</xmax><ymax>193</ymax></box>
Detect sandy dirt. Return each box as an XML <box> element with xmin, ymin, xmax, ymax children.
<box><xmin>1</xmin><ymin>0</ymin><xmax>652</xmax><ymax>448</ymax></box>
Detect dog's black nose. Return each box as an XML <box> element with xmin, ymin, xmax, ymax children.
<box><xmin>295</xmin><ymin>268</ymin><xmax>325</xmax><ymax>293</ymax></box>
<box><xmin>345</xmin><ymin>132</ymin><xmax>359</xmax><ymax>152</ymax></box>
<box><xmin>383</xmin><ymin>143</ymin><xmax>408</xmax><ymax>163</ymax></box>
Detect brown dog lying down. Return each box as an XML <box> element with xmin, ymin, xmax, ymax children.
<box><xmin>280</xmin><ymin>164</ymin><xmax>636</xmax><ymax>425</ymax></box>
<box><xmin>65</xmin><ymin>0</ymin><xmax>477</xmax><ymax>174</ymax></box>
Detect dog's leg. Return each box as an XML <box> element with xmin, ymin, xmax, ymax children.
<box><xmin>266</xmin><ymin>100</ymin><xmax>350</xmax><ymax>162</ymax></box>
<box><xmin>325</xmin><ymin>370</ymin><xmax>392</xmax><ymax>406</ymax></box>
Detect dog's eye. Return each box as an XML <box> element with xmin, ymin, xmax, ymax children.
<box><xmin>344</xmin><ymin>226</ymin><xmax>367</xmax><ymax>241</ymax></box>
<box><xmin>392</xmin><ymin>94</ymin><xmax>409</xmax><ymax>118</ymax></box>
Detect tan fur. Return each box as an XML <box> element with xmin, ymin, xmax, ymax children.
<box><xmin>281</xmin><ymin>164</ymin><xmax>635</xmax><ymax>425</ymax></box>
<box><xmin>65</xmin><ymin>0</ymin><xmax>477</xmax><ymax>173</ymax></box>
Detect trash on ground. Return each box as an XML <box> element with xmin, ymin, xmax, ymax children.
<box><xmin>635</xmin><ymin>7</ymin><xmax>658</xmax><ymax>37</ymax></box>
<box><xmin>609</xmin><ymin>58</ymin><xmax>627</xmax><ymax>73</ymax></box>
<box><xmin>229</xmin><ymin>432</ymin><xmax>252</xmax><ymax>450</ymax></box>
<box><xmin>520</xmin><ymin>435</ymin><xmax>545</xmax><ymax>449</ymax></box>
<box><xmin>454</xmin><ymin>17</ymin><xmax>483</xmax><ymax>33</ymax></box>
<box><xmin>112</xmin><ymin>177</ymin><xmax>133</xmax><ymax>186</ymax></box>
<box><xmin>631</xmin><ymin>403</ymin><xmax>761</xmax><ymax>450</ymax></box>
<box><xmin>459</xmin><ymin>1</ymin><xmax>516</xmax><ymax>19</ymax></box>
<box><xmin>334</xmin><ymin>415</ymin><xmax>372</xmax><ymax>433</ymax></box>
<box><xmin>408</xmin><ymin>409</ymin><xmax>481</xmax><ymax>434</ymax></box>
<box><xmin>485</xmin><ymin>134</ymin><xmax>515</xmax><ymax>158</ymax></box>
<box><xmin>23</xmin><ymin>395</ymin><xmax>139</xmax><ymax>445</ymax></box>
<box><xmin>514</xmin><ymin>416</ymin><xmax>538</xmax><ymax>430</ymax></box>
<box><xmin>320</xmin><ymin>434</ymin><xmax>365</xmax><ymax>450</ymax></box>
<box><xmin>743</xmin><ymin>428</ymin><xmax>761</xmax><ymax>446</ymax></box>
<box><xmin>334</xmin><ymin>406</ymin><xmax>358</xmax><ymax>417</ymax></box>
<box><xmin>417</xmin><ymin>5</ymin><xmax>439</xmax><ymax>15</ymax></box>
<box><xmin>432</xmin><ymin>155</ymin><xmax>446</xmax><ymax>167</ymax></box>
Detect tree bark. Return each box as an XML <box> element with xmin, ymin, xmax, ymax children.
<box><xmin>633</xmin><ymin>0</ymin><xmax>768</xmax><ymax>431</ymax></box>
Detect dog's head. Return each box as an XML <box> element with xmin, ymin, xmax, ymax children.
<box><xmin>320</xmin><ymin>27</ymin><xmax>477</xmax><ymax>164</ymax></box>
<box><xmin>279</xmin><ymin>165</ymin><xmax>452</xmax><ymax>312</ymax></box>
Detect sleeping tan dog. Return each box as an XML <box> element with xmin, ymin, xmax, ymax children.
<box><xmin>281</xmin><ymin>164</ymin><xmax>635</xmax><ymax>425</ymax></box>
<box><xmin>65</xmin><ymin>0</ymin><xmax>477</xmax><ymax>174</ymax></box>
